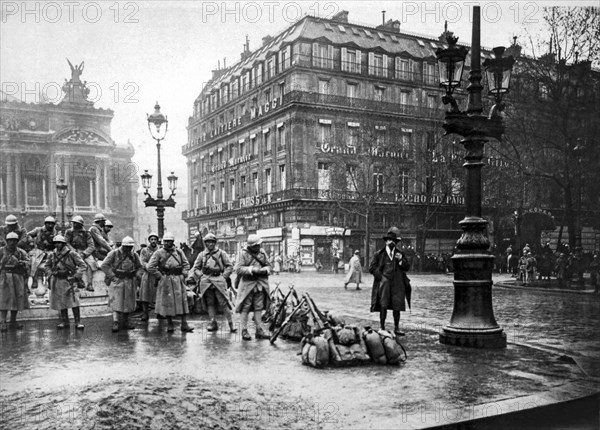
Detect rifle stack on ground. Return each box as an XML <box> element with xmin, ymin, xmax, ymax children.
<box><xmin>270</xmin><ymin>291</ymin><xmax>407</xmax><ymax>368</ymax></box>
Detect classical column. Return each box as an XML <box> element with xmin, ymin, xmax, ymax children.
<box><xmin>104</xmin><ymin>163</ymin><xmax>109</xmax><ymax>210</ymax></box>
<box><xmin>95</xmin><ymin>163</ymin><xmax>101</xmax><ymax>209</ymax></box>
<box><xmin>42</xmin><ymin>178</ymin><xmax>47</xmax><ymax>209</ymax></box>
<box><xmin>63</xmin><ymin>161</ymin><xmax>71</xmax><ymax>209</ymax></box>
<box><xmin>6</xmin><ymin>156</ymin><xmax>14</xmax><ymax>209</ymax></box>
<box><xmin>72</xmin><ymin>176</ymin><xmax>77</xmax><ymax>209</ymax></box>
<box><xmin>23</xmin><ymin>176</ymin><xmax>28</xmax><ymax>208</ymax></box>
<box><xmin>89</xmin><ymin>179</ymin><xmax>94</xmax><ymax>208</ymax></box>
<box><xmin>0</xmin><ymin>174</ymin><xmax>4</xmax><ymax>209</ymax></box>
<box><xmin>15</xmin><ymin>158</ymin><xmax>22</xmax><ymax>209</ymax></box>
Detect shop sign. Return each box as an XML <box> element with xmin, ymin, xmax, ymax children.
<box><xmin>211</xmin><ymin>154</ymin><xmax>253</xmax><ymax>173</ymax></box>
<box><xmin>250</xmin><ymin>96</ymin><xmax>283</xmax><ymax>119</ymax></box>
<box><xmin>236</xmin><ymin>225</ymin><xmax>246</xmax><ymax>235</ymax></box>
<box><xmin>239</xmin><ymin>193</ymin><xmax>272</xmax><ymax>208</ymax></box>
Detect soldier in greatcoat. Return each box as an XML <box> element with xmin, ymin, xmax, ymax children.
<box><xmin>0</xmin><ymin>214</ymin><xmax>29</xmax><ymax>250</ymax></box>
<box><xmin>147</xmin><ymin>232</ymin><xmax>194</xmax><ymax>333</ymax></box>
<box><xmin>369</xmin><ymin>227</ymin><xmax>411</xmax><ymax>336</ymax></box>
<box><xmin>139</xmin><ymin>232</ymin><xmax>160</xmax><ymax>321</ymax></box>
<box><xmin>65</xmin><ymin>215</ymin><xmax>96</xmax><ymax>291</ymax></box>
<box><xmin>45</xmin><ymin>235</ymin><xmax>87</xmax><ymax>329</ymax></box>
<box><xmin>89</xmin><ymin>213</ymin><xmax>113</xmax><ymax>262</ymax></box>
<box><xmin>234</xmin><ymin>234</ymin><xmax>272</xmax><ymax>341</ymax></box>
<box><xmin>101</xmin><ymin>236</ymin><xmax>143</xmax><ymax>332</ymax></box>
<box><xmin>188</xmin><ymin>233</ymin><xmax>236</xmax><ymax>333</ymax></box>
<box><xmin>27</xmin><ymin>216</ymin><xmax>57</xmax><ymax>289</ymax></box>
<box><xmin>0</xmin><ymin>232</ymin><xmax>31</xmax><ymax>331</ymax></box>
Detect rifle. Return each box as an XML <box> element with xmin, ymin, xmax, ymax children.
<box><xmin>304</xmin><ymin>292</ymin><xmax>329</xmax><ymax>333</ymax></box>
<box><xmin>269</xmin><ymin>285</ymin><xmax>295</xmax><ymax>332</ymax></box>
<box><xmin>270</xmin><ymin>295</ymin><xmax>308</xmax><ymax>344</ymax></box>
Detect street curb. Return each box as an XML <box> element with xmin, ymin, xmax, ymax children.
<box><xmin>495</xmin><ymin>281</ymin><xmax>598</xmax><ymax>295</ymax></box>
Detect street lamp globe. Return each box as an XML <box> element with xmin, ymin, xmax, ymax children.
<box><xmin>436</xmin><ymin>33</ymin><xmax>469</xmax><ymax>112</ymax></box>
<box><xmin>167</xmin><ymin>172</ymin><xmax>178</xmax><ymax>194</ymax></box>
<box><xmin>147</xmin><ymin>102</ymin><xmax>168</xmax><ymax>141</ymax></box>
<box><xmin>141</xmin><ymin>169</ymin><xmax>152</xmax><ymax>191</ymax></box>
<box><xmin>56</xmin><ymin>177</ymin><xmax>68</xmax><ymax>199</ymax></box>
<box><xmin>483</xmin><ymin>47</ymin><xmax>515</xmax><ymax>100</ymax></box>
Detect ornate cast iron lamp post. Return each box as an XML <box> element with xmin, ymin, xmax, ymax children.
<box><xmin>435</xmin><ymin>8</ymin><xmax>515</xmax><ymax>348</ymax></box>
<box><xmin>56</xmin><ymin>177</ymin><xmax>68</xmax><ymax>234</ymax></box>
<box><xmin>140</xmin><ymin>103</ymin><xmax>178</xmax><ymax>239</ymax></box>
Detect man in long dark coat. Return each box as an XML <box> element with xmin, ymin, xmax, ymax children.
<box><xmin>369</xmin><ymin>227</ymin><xmax>411</xmax><ymax>336</ymax></box>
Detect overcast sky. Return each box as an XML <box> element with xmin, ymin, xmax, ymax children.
<box><xmin>1</xmin><ymin>1</ymin><xmax>594</xmax><ymax>194</ymax></box>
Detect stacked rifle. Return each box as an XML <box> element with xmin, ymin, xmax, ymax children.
<box><xmin>270</xmin><ymin>290</ymin><xmax>407</xmax><ymax>368</ymax></box>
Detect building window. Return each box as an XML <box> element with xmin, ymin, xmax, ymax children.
<box><xmin>194</xmin><ymin>188</ymin><xmax>199</xmax><ymax>208</ymax></box>
<box><xmin>241</xmin><ymin>74</ymin><xmax>248</xmax><ymax>93</ymax></box>
<box><xmin>267</xmin><ymin>57</ymin><xmax>276</xmax><ymax>79</ymax></box>
<box><xmin>312</xmin><ymin>43</ymin><xmax>333</xmax><ymax>69</ymax></box>
<box><xmin>241</xmin><ymin>175</ymin><xmax>247</xmax><ymax>197</ymax></box>
<box><xmin>400</xmin><ymin>133</ymin><xmax>411</xmax><ymax>152</ymax></box>
<box><xmin>229</xmin><ymin>143</ymin><xmax>235</xmax><ymax>159</ymax></box>
<box><xmin>374</xmin><ymin>86</ymin><xmax>385</xmax><ymax>102</ymax></box>
<box><xmin>220</xmin><ymin>181</ymin><xmax>225</xmax><ymax>203</ymax></box>
<box><xmin>400</xmin><ymin>91</ymin><xmax>410</xmax><ymax>105</ymax></box>
<box><xmin>341</xmin><ymin>47</ymin><xmax>361</xmax><ymax>73</ymax></box>
<box><xmin>230</xmin><ymin>178</ymin><xmax>235</xmax><ymax>200</ymax></box>
<box><xmin>369</xmin><ymin>52</ymin><xmax>388</xmax><ymax>77</ymax></box>
<box><xmin>265</xmin><ymin>168</ymin><xmax>272</xmax><ymax>193</ymax></box>
<box><xmin>279</xmin><ymin>45</ymin><xmax>291</xmax><ymax>71</ymax></box>
<box><xmin>346</xmin><ymin>165</ymin><xmax>356</xmax><ymax>192</ymax></box>
<box><xmin>423</xmin><ymin>62</ymin><xmax>436</xmax><ymax>85</ymax></box>
<box><xmin>202</xmin><ymin>187</ymin><xmax>207</xmax><ymax>206</ymax></box>
<box><xmin>347</xmin><ymin>127</ymin><xmax>358</xmax><ymax>148</ymax></box>
<box><xmin>346</xmin><ymin>82</ymin><xmax>358</xmax><ymax>98</ymax></box>
<box><xmin>373</xmin><ymin>171</ymin><xmax>384</xmax><ymax>193</ymax></box>
<box><xmin>263</xmin><ymin>130</ymin><xmax>271</xmax><ymax>155</ymax></box>
<box><xmin>252</xmin><ymin>172</ymin><xmax>259</xmax><ymax>195</ymax></box>
<box><xmin>240</xmin><ymin>140</ymin><xmax>246</xmax><ymax>155</ymax></box>
<box><xmin>399</xmin><ymin>169</ymin><xmax>410</xmax><ymax>194</ymax></box>
<box><xmin>318</xmin><ymin>79</ymin><xmax>330</xmax><ymax>95</ymax></box>
<box><xmin>211</xmin><ymin>184</ymin><xmax>216</xmax><ymax>203</ymax></box>
<box><xmin>395</xmin><ymin>58</ymin><xmax>410</xmax><ymax>80</ymax></box>
<box><xmin>279</xmin><ymin>164</ymin><xmax>286</xmax><ymax>190</ymax></box>
<box><xmin>252</xmin><ymin>136</ymin><xmax>258</xmax><ymax>155</ymax></box>
<box><xmin>317</xmin><ymin>162</ymin><xmax>330</xmax><ymax>191</ymax></box>
<box><xmin>278</xmin><ymin>126</ymin><xmax>286</xmax><ymax>149</ymax></box>
<box><xmin>319</xmin><ymin>123</ymin><xmax>332</xmax><ymax>143</ymax></box>
<box><xmin>427</xmin><ymin>94</ymin><xmax>437</xmax><ymax>109</ymax></box>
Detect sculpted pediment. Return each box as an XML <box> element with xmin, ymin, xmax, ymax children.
<box><xmin>54</xmin><ymin>127</ymin><xmax>111</xmax><ymax>146</ymax></box>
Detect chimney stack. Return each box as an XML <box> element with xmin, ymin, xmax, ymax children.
<box><xmin>382</xmin><ymin>11</ymin><xmax>386</xmax><ymax>25</ymax></box>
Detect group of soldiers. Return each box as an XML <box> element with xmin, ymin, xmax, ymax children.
<box><xmin>0</xmin><ymin>213</ymin><xmax>274</xmax><ymax>340</ymax></box>
<box><xmin>0</xmin><ymin>213</ymin><xmax>117</xmax><ymax>331</ymax></box>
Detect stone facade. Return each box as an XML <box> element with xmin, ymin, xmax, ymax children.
<box><xmin>0</xmin><ymin>61</ymin><xmax>136</xmax><ymax>240</ymax></box>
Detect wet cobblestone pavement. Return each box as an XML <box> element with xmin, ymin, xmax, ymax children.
<box><xmin>1</xmin><ymin>273</ymin><xmax>598</xmax><ymax>429</ymax></box>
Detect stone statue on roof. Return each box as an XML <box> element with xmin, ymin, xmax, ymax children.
<box><xmin>67</xmin><ymin>59</ymin><xmax>84</xmax><ymax>83</ymax></box>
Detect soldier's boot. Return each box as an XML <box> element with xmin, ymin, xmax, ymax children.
<box><xmin>9</xmin><ymin>311</ymin><xmax>22</xmax><ymax>330</ymax></box>
<box><xmin>181</xmin><ymin>316</ymin><xmax>194</xmax><ymax>332</ymax></box>
<box><xmin>123</xmin><ymin>313</ymin><xmax>135</xmax><ymax>330</ymax></box>
<box><xmin>228</xmin><ymin>321</ymin><xmax>237</xmax><ymax>333</ymax></box>
<box><xmin>141</xmin><ymin>303</ymin><xmax>149</xmax><ymax>322</ymax></box>
<box><xmin>0</xmin><ymin>311</ymin><xmax>8</xmax><ymax>331</ymax></box>
<box><xmin>241</xmin><ymin>328</ymin><xmax>251</xmax><ymax>341</ymax></box>
<box><xmin>73</xmin><ymin>307</ymin><xmax>84</xmax><ymax>330</ymax></box>
<box><xmin>112</xmin><ymin>312</ymin><xmax>120</xmax><ymax>332</ymax></box>
<box><xmin>206</xmin><ymin>320</ymin><xmax>218</xmax><ymax>332</ymax></box>
<box><xmin>166</xmin><ymin>317</ymin><xmax>175</xmax><ymax>333</ymax></box>
<box><xmin>57</xmin><ymin>309</ymin><xmax>69</xmax><ymax>329</ymax></box>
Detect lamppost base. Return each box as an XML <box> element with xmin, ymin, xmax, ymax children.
<box><xmin>440</xmin><ymin>328</ymin><xmax>507</xmax><ymax>349</ymax></box>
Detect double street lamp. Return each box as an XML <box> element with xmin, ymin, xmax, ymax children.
<box><xmin>56</xmin><ymin>177</ymin><xmax>68</xmax><ymax>233</ymax></box>
<box><xmin>140</xmin><ymin>103</ymin><xmax>178</xmax><ymax>239</ymax></box>
<box><xmin>435</xmin><ymin>8</ymin><xmax>515</xmax><ymax>348</ymax></box>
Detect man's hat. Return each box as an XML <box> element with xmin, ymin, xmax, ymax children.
<box><xmin>203</xmin><ymin>233</ymin><xmax>217</xmax><ymax>243</ymax></box>
<box><xmin>105</xmin><ymin>220</ymin><xmax>113</xmax><ymax>227</ymax></box>
<box><xmin>121</xmin><ymin>236</ymin><xmax>135</xmax><ymax>246</ymax></box>
<box><xmin>71</xmin><ymin>215</ymin><xmax>84</xmax><ymax>225</ymax></box>
<box><xmin>52</xmin><ymin>235</ymin><xmax>66</xmax><ymax>243</ymax></box>
<box><xmin>382</xmin><ymin>227</ymin><xmax>402</xmax><ymax>242</ymax></box>
<box><xmin>246</xmin><ymin>234</ymin><xmax>262</xmax><ymax>247</ymax></box>
<box><xmin>6</xmin><ymin>232</ymin><xmax>19</xmax><ymax>240</ymax></box>
<box><xmin>93</xmin><ymin>213</ymin><xmax>106</xmax><ymax>222</ymax></box>
<box><xmin>44</xmin><ymin>216</ymin><xmax>56</xmax><ymax>224</ymax></box>
<box><xmin>162</xmin><ymin>232</ymin><xmax>175</xmax><ymax>241</ymax></box>
<box><xmin>354</xmin><ymin>250</ymin><xmax>360</xmax><ymax>254</ymax></box>
<box><xmin>5</xmin><ymin>214</ymin><xmax>17</xmax><ymax>225</ymax></box>
<box><xmin>148</xmin><ymin>232</ymin><xmax>159</xmax><ymax>240</ymax></box>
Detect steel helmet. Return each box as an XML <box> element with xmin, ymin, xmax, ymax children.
<box><xmin>6</xmin><ymin>232</ymin><xmax>19</xmax><ymax>240</ymax></box>
<box><xmin>52</xmin><ymin>234</ymin><xmax>66</xmax><ymax>243</ymax></box>
<box><xmin>44</xmin><ymin>216</ymin><xmax>56</xmax><ymax>224</ymax></box>
<box><xmin>5</xmin><ymin>214</ymin><xmax>18</xmax><ymax>225</ymax></box>
<box><xmin>162</xmin><ymin>232</ymin><xmax>175</xmax><ymax>241</ymax></box>
<box><xmin>105</xmin><ymin>220</ymin><xmax>114</xmax><ymax>227</ymax></box>
<box><xmin>121</xmin><ymin>236</ymin><xmax>135</xmax><ymax>246</ymax></box>
<box><xmin>246</xmin><ymin>234</ymin><xmax>262</xmax><ymax>247</ymax></box>
<box><xmin>203</xmin><ymin>233</ymin><xmax>217</xmax><ymax>243</ymax></box>
<box><xmin>71</xmin><ymin>215</ymin><xmax>84</xmax><ymax>225</ymax></box>
<box><xmin>93</xmin><ymin>213</ymin><xmax>106</xmax><ymax>222</ymax></box>
<box><xmin>148</xmin><ymin>232</ymin><xmax>159</xmax><ymax>240</ymax></box>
